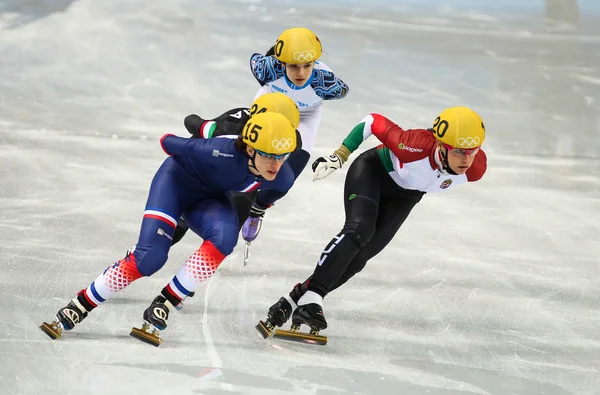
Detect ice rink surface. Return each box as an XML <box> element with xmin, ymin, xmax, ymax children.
<box><xmin>0</xmin><ymin>0</ymin><xmax>599</xmax><ymax>394</ymax></box>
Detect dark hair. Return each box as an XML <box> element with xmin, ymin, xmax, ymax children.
<box><xmin>235</xmin><ymin>136</ymin><xmax>248</xmax><ymax>153</ymax></box>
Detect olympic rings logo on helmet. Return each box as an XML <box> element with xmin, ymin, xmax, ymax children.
<box><xmin>293</xmin><ymin>50</ymin><xmax>316</xmax><ymax>63</ymax></box>
<box><xmin>456</xmin><ymin>137</ymin><xmax>481</xmax><ymax>149</ymax></box>
<box><xmin>272</xmin><ymin>138</ymin><xmax>294</xmax><ymax>152</ymax></box>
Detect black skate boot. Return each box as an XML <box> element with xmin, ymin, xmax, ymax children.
<box><xmin>272</xmin><ymin>288</ymin><xmax>328</xmax><ymax>345</ymax></box>
<box><xmin>292</xmin><ymin>303</ymin><xmax>328</xmax><ymax>331</ymax></box>
<box><xmin>255</xmin><ymin>283</ymin><xmax>307</xmax><ymax>339</ymax></box>
<box><xmin>130</xmin><ymin>295</ymin><xmax>175</xmax><ymax>347</ymax></box>
<box><xmin>40</xmin><ymin>298</ymin><xmax>89</xmax><ymax>340</ymax></box>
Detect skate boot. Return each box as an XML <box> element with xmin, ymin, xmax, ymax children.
<box><xmin>40</xmin><ymin>297</ymin><xmax>89</xmax><ymax>340</ymax></box>
<box><xmin>130</xmin><ymin>295</ymin><xmax>176</xmax><ymax>347</ymax></box>
<box><xmin>273</xmin><ymin>291</ymin><xmax>328</xmax><ymax>345</ymax></box>
<box><xmin>255</xmin><ymin>283</ymin><xmax>307</xmax><ymax>338</ymax></box>
<box><xmin>242</xmin><ymin>204</ymin><xmax>266</xmax><ymax>243</ymax></box>
<box><xmin>242</xmin><ymin>205</ymin><xmax>266</xmax><ymax>266</ymax></box>
<box><xmin>291</xmin><ymin>303</ymin><xmax>328</xmax><ymax>332</ymax></box>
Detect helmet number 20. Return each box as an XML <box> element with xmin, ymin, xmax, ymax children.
<box><xmin>433</xmin><ymin>117</ymin><xmax>449</xmax><ymax>138</ymax></box>
<box><xmin>244</xmin><ymin>122</ymin><xmax>261</xmax><ymax>143</ymax></box>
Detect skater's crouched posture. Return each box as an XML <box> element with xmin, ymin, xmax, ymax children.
<box><xmin>171</xmin><ymin>91</ymin><xmax>302</xmax><ymax>246</ymax></box>
<box><xmin>258</xmin><ymin>106</ymin><xmax>488</xmax><ymax>343</ymax></box>
<box><xmin>41</xmin><ymin>111</ymin><xmax>298</xmax><ymax>346</ymax></box>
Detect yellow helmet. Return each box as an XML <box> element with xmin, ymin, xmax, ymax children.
<box><xmin>431</xmin><ymin>106</ymin><xmax>485</xmax><ymax>149</ymax></box>
<box><xmin>250</xmin><ymin>93</ymin><xmax>300</xmax><ymax>129</ymax></box>
<box><xmin>274</xmin><ymin>27</ymin><xmax>322</xmax><ymax>64</ymax></box>
<box><xmin>242</xmin><ymin>112</ymin><xmax>297</xmax><ymax>155</ymax></box>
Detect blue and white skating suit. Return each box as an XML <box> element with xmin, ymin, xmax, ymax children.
<box><xmin>250</xmin><ymin>54</ymin><xmax>349</xmax><ymax>155</ymax></box>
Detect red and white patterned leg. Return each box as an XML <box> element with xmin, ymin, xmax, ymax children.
<box><xmin>83</xmin><ymin>252</ymin><xmax>143</xmax><ymax>307</ymax></box>
<box><xmin>165</xmin><ymin>241</ymin><xmax>226</xmax><ymax>301</ymax></box>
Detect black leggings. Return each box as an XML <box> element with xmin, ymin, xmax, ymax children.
<box><xmin>306</xmin><ymin>147</ymin><xmax>425</xmax><ymax>297</ymax></box>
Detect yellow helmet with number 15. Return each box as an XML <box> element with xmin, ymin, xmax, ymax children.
<box><xmin>242</xmin><ymin>112</ymin><xmax>297</xmax><ymax>155</ymax></box>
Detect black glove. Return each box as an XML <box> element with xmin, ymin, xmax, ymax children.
<box><xmin>183</xmin><ymin>114</ymin><xmax>205</xmax><ymax>138</ymax></box>
<box><xmin>248</xmin><ymin>203</ymin><xmax>267</xmax><ymax>218</ymax></box>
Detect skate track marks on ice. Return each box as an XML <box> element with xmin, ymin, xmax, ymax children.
<box><xmin>0</xmin><ymin>0</ymin><xmax>599</xmax><ymax>394</ymax></box>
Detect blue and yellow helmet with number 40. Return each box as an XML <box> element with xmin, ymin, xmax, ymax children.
<box><xmin>242</xmin><ymin>112</ymin><xmax>297</xmax><ymax>156</ymax></box>
<box><xmin>274</xmin><ymin>27</ymin><xmax>322</xmax><ymax>65</ymax></box>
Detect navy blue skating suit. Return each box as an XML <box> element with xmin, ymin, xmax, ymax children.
<box><xmin>135</xmin><ymin>135</ymin><xmax>294</xmax><ymax>276</ymax></box>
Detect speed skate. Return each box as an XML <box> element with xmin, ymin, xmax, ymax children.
<box><xmin>130</xmin><ymin>323</ymin><xmax>163</xmax><ymax>347</ymax></box>
<box><xmin>273</xmin><ymin>322</ymin><xmax>328</xmax><ymax>346</ymax></box>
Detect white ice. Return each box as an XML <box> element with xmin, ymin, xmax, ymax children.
<box><xmin>0</xmin><ymin>0</ymin><xmax>599</xmax><ymax>394</ymax></box>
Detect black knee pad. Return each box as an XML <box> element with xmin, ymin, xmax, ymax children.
<box><xmin>342</xmin><ymin>217</ymin><xmax>376</xmax><ymax>248</ymax></box>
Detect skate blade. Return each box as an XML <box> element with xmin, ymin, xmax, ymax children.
<box><xmin>273</xmin><ymin>329</ymin><xmax>327</xmax><ymax>345</ymax></box>
<box><xmin>255</xmin><ymin>320</ymin><xmax>273</xmax><ymax>339</ymax></box>
<box><xmin>130</xmin><ymin>326</ymin><xmax>162</xmax><ymax>347</ymax></box>
<box><xmin>40</xmin><ymin>322</ymin><xmax>62</xmax><ymax>340</ymax></box>
<box><xmin>243</xmin><ymin>242</ymin><xmax>250</xmax><ymax>266</ymax></box>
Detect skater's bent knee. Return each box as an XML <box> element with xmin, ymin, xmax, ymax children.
<box><xmin>133</xmin><ymin>247</ymin><xmax>169</xmax><ymax>277</ymax></box>
<box><xmin>342</xmin><ymin>217</ymin><xmax>376</xmax><ymax>247</ymax></box>
<box><xmin>203</xmin><ymin>226</ymin><xmax>238</xmax><ymax>256</ymax></box>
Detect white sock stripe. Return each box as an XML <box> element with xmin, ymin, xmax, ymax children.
<box><xmin>297</xmin><ymin>290</ymin><xmax>323</xmax><ymax>307</ymax></box>
<box><xmin>168</xmin><ymin>280</ymin><xmax>187</xmax><ymax>299</ymax></box>
<box><xmin>90</xmin><ymin>271</ymin><xmax>114</xmax><ymax>301</ymax></box>
<box><xmin>85</xmin><ymin>288</ymin><xmax>103</xmax><ymax>306</ymax></box>
<box><xmin>283</xmin><ymin>294</ymin><xmax>298</xmax><ymax>311</ymax></box>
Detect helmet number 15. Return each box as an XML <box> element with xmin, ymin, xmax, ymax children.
<box><xmin>244</xmin><ymin>122</ymin><xmax>261</xmax><ymax>143</ymax></box>
<box><xmin>433</xmin><ymin>116</ymin><xmax>449</xmax><ymax>138</ymax></box>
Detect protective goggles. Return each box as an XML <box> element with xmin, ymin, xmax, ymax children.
<box><xmin>442</xmin><ymin>143</ymin><xmax>480</xmax><ymax>157</ymax></box>
<box><xmin>255</xmin><ymin>150</ymin><xmax>291</xmax><ymax>161</ymax></box>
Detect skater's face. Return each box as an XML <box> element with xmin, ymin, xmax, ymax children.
<box><xmin>438</xmin><ymin>141</ymin><xmax>479</xmax><ymax>174</ymax></box>
<box><xmin>247</xmin><ymin>147</ymin><xmax>290</xmax><ymax>181</ymax></box>
<box><xmin>285</xmin><ymin>62</ymin><xmax>315</xmax><ymax>87</ymax></box>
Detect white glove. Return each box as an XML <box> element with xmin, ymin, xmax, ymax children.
<box><xmin>312</xmin><ymin>153</ymin><xmax>343</xmax><ymax>181</ymax></box>
<box><xmin>312</xmin><ymin>145</ymin><xmax>351</xmax><ymax>181</ymax></box>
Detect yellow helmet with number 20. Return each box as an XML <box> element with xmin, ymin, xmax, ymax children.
<box><xmin>274</xmin><ymin>27</ymin><xmax>322</xmax><ymax>64</ymax></box>
<box><xmin>242</xmin><ymin>112</ymin><xmax>297</xmax><ymax>155</ymax></box>
<box><xmin>250</xmin><ymin>93</ymin><xmax>300</xmax><ymax>129</ymax></box>
<box><xmin>431</xmin><ymin>106</ymin><xmax>486</xmax><ymax>149</ymax></box>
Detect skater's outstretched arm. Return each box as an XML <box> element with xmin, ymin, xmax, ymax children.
<box><xmin>312</xmin><ymin>114</ymin><xmax>431</xmax><ymax>181</ymax></box>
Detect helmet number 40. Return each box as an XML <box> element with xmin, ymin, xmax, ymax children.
<box><xmin>433</xmin><ymin>117</ymin><xmax>449</xmax><ymax>138</ymax></box>
<box><xmin>244</xmin><ymin>122</ymin><xmax>261</xmax><ymax>143</ymax></box>
<box><xmin>250</xmin><ymin>104</ymin><xmax>267</xmax><ymax>116</ymax></box>
<box><xmin>275</xmin><ymin>40</ymin><xmax>284</xmax><ymax>57</ymax></box>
